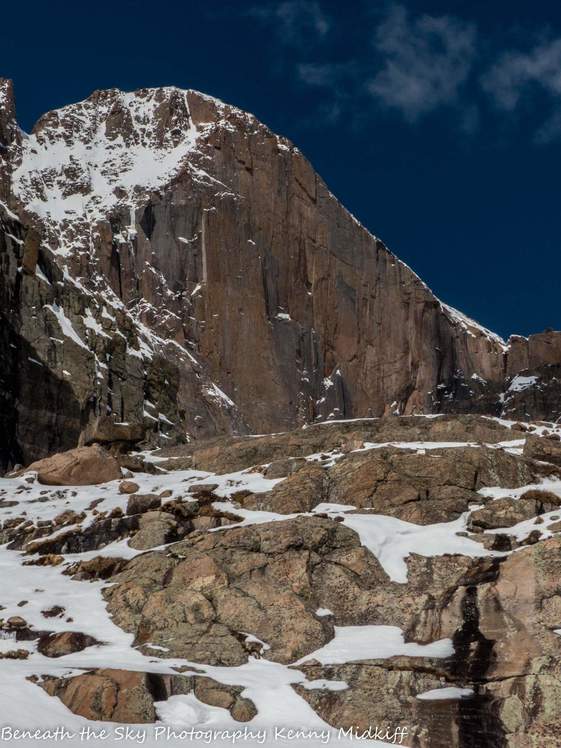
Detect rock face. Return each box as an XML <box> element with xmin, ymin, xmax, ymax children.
<box><xmin>104</xmin><ymin>516</ymin><xmax>348</xmax><ymax>665</ymax></box>
<box><xmin>1</xmin><ymin>79</ymin><xmax>560</xmax><ymax>470</ymax></box>
<box><xmin>40</xmin><ymin>669</ymin><xmax>257</xmax><ymax>724</ymax></box>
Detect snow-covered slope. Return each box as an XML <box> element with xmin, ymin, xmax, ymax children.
<box><xmin>1</xmin><ymin>415</ymin><xmax>561</xmax><ymax>744</ymax></box>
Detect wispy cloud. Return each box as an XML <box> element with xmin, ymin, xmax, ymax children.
<box><xmin>482</xmin><ymin>37</ymin><xmax>561</xmax><ymax>142</ymax></box>
<box><xmin>298</xmin><ymin>61</ymin><xmax>341</xmax><ymax>86</ymax></box>
<box><xmin>367</xmin><ymin>6</ymin><xmax>477</xmax><ymax>121</ymax></box>
<box><xmin>297</xmin><ymin>61</ymin><xmax>358</xmax><ymax>124</ymax></box>
<box><xmin>250</xmin><ymin>1</ymin><xmax>329</xmax><ymax>45</ymax></box>
<box><xmin>294</xmin><ymin>5</ymin><xmax>477</xmax><ymax>126</ymax></box>
<box><xmin>255</xmin><ymin>1</ymin><xmax>561</xmax><ymax>144</ymax></box>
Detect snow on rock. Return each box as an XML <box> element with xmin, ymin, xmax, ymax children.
<box><xmin>441</xmin><ymin>302</ymin><xmax>507</xmax><ymax>349</ymax></box>
<box><xmin>83</xmin><ymin>308</ymin><xmax>109</xmax><ymax>338</ymax></box>
<box><xmin>12</xmin><ymin>88</ymin><xmax>200</xmax><ymax>229</ymax></box>
<box><xmin>204</xmin><ymin>382</ymin><xmax>236</xmax><ymax>409</ymax></box>
<box><xmin>338</xmin><ymin>512</ymin><xmax>496</xmax><ymax>584</ymax></box>
<box><xmin>416</xmin><ymin>686</ymin><xmax>474</xmax><ymax>701</ymax></box>
<box><xmin>1</xmin><ymin>426</ymin><xmax>559</xmax><ymax>745</ymax></box>
<box><xmin>507</xmin><ymin>374</ymin><xmax>539</xmax><ymax>393</ymax></box>
<box><xmin>295</xmin><ymin>625</ymin><xmax>454</xmax><ymax>665</ymax></box>
<box><xmin>44</xmin><ymin>303</ymin><xmax>89</xmax><ymax>350</ymax></box>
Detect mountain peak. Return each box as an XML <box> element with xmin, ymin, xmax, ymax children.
<box><xmin>10</xmin><ymin>84</ymin><xmax>291</xmax><ymax>235</ymax></box>
<box><xmin>2</xmin><ymin>81</ymin><xmax>560</xmax><ymax>468</ymax></box>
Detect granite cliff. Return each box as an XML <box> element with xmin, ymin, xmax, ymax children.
<box><xmin>1</xmin><ymin>79</ymin><xmax>559</xmax><ymax>471</ymax></box>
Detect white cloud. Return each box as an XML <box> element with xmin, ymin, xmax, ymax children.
<box><xmin>482</xmin><ymin>37</ymin><xmax>561</xmax><ymax>142</ymax></box>
<box><xmin>251</xmin><ymin>1</ymin><xmax>329</xmax><ymax>44</ymax></box>
<box><xmin>298</xmin><ymin>62</ymin><xmax>338</xmax><ymax>86</ymax></box>
<box><xmin>261</xmin><ymin>2</ymin><xmax>561</xmax><ymax>145</ymax></box>
<box><xmin>297</xmin><ymin>60</ymin><xmax>358</xmax><ymax>88</ymax></box>
<box><xmin>366</xmin><ymin>5</ymin><xmax>477</xmax><ymax>121</ymax></box>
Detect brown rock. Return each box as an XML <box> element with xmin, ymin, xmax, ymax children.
<box><xmin>521</xmin><ymin>529</ymin><xmax>542</xmax><ymax>545</ymax></box>
<box><xmin>469</xmin><ymin>498</ymin><xmax>541</xmax><ymax>530</ymax></box>
<box><xmin>294</xmin><ymin>658</ymin><xmax>467</xmax><ymax>744</ymax></box>
<box><xmin>104</xmin><ymin>516</ymin><xmax>361</xmax><ymax>665</ymax></box>
<box><xmin>523</xmin><ymin>435</ymin><xmax>561</xmax><ymax>466</ymax></box>
<box><xmin>128</xmin><ymin>511</ymin><xmax>177</xmax><ymax>550</ymax></box>
<box><xmin>40</xmin><ymin>669</ymin><xmax>157</xmax><ymax>723</ymax></box>
<box><xmin>64</xmin><ymin>556</ymin><xmax>128</xmax><ymax>581</ymax></box>
<box><xmin>37</xmin><ymin>631</ymin><xmax>100</xmax><ymax>658</ymax></box>
<box><xmin>22</xmin><ymin>446</ymin><xmax>121</xmax><ymax>486</ymax></box>
<box><xmin>324</xmin><ymin>444</ymin><xmax>550</xmax><ymax>524</ymax></box>
<box><xmin>243</xmin><ymin>464</ymin><xmax>327</xmax><ymax>514</ymax></box>
<box><xmin>192</xmin><ymin>676</ymin><xmax>257</xmax><ymax>722</ymax></box>
<box><xmin>126</xmin><ymin>493</ymin><xmax>161</xmax><ymax>515</ymax></box>
<box><xmin>519</xmin><ymin>489</ymin><xmax>561</xmax><ymax>508</ymax></box>
<box><xmin>23</xmin><ymin>554</ymin><xmax>64</xmax><ymax>567</ymax></box>
<box><xmin>41</xmin><ymin>606</ymin><xmax>65</xmax><ymax>618</ymax></box>
<box><xmin>0</xmin><ymin>649</ymin><xmax>30</xmax><ymax>660</ymax></box>
<box><xmin>53</xmin><ymin>509</ymin><xmax>86</xmax><ymax>527</ymax></box>
<box><xmin>5</xmin><ymin>616</ymin><xmax>27</xmax><ymax>629</ymax></box>
<box><xmin>119</xmin><ymin>480</ymin><xmax>140</xmax><ymax>495</ymax></box>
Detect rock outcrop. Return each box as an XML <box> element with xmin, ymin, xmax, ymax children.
<box><xmin>73</xmin><ymin>417</ymin><xmax>561</xmax><ymax>744</ymax></box>
<box><xmin>2</xmin><ymin>415</ymin><xmax>561</xmax><ymax>744</ymax></box>
<box><xmin>40</xmin><ymin>669</ymin><xmax>160</xmax><ymax>723</ymax></box>
<box><xmin>1</xmin><ymin>79</ymin><xmax>560</xmax><ymax>470</ymax></box>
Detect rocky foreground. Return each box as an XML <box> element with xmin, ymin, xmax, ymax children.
<box><xmin>1</xmin><ymin>414</ymin><xmax>561</xmax><ymax>746</ymax></box>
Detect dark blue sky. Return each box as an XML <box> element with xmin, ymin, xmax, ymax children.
<box><xmin>2</xmin><ymin>0</ymin><xmax>560</xmax><ymax>339</ymax></box>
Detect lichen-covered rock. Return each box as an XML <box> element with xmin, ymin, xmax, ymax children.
<box><xmin>468</xmin><ymin>496</ymin><xmax>553</xmax><ymax>530</ymax></box>
<box><xmin>244</xmin><ymin>443</ymin><xmax>559</xmax><ymax>524</ymax></box>
<box><xmin>39</xmin><ymin>668</ymin><xmax>257</xmax><ymax>725</ymax></box>
<box><xmin>128</xmin><ymin>511</ymin><xmax>177</xmax><ymax>550</ymax></box>
<box><xmin>104</xmin><ymin>517</ymin><xmax>366</xmax><ymax>665</ymax></box>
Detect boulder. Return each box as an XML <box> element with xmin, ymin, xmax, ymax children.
<box><xmin>242</xmin><ymin>464</ymin><xmax>327</xmax><ymax>513</ymax></box>
<box><xmin>519</xmin><ymin>488</ymin><xmax>561</xmax><ymax>508</ymax></box>
<box><xmin>0</xmin><ymin>649</ymin><xmax>29</xmax><ymax>660</ymax></box>
<box><xmin>126</xmin><ymin>493</ymin><xmax>161</xmax><ymax>515</ymax></box>
<box><xmin>4</xmin><ymin>616</ymin><xmax>27</xmax><ymax>630</ymax></box>
<box><xmin>192</xmin><ymin>677</ymin><xmax>257</xmax><ymax>722</ymax></box>
<box><xmin>22</xmin><ymin>446</ymin><xmax>121</xmax><ymax>486</ymax></box>
<box><xmin>81</xmin><ymin>416</ymin><xmax>145</xmax><ymax>447</ymax></box>
<box><xmin>523</xmin><ymin>435</ymin><xmax>561</xmax><ymax>466</ymax></box>
<box><xmin>39</xmin><ymin>668</ymin><xmax>257</xmax><ymax>725</ymax></box>
<box><xmin>64</xmin><ymin>556</ymin><xmax>128</xmax><ymax>581</ymax></box>
<box><xmin>119</xmin><ymin>480</ymin><xmax>140</xmax><ymax>495</ymax></box>
<box><xmin>37</xmin><ymin>631</ymin><xmax>100</xmax><ymax>658</ymax></box>
<box><xmin>40</xmin><ymin>669</ymin><xmax>159</xmax><ymax>723</ymax></box>
<box><xmin>128</xmin><ymin>511</ymin><xmax>177</xmax><ymax>550</ymax></box>
<box><xmin>469</xmin><ymin>498</ymin><xmax>542</xmax><ymax>530</ymax></box>
<box><xmin>104</xmin><ymin>516</ymin><xmax>363</xmax><ymax>665</ymax></box>
<box><xmin>22</xmin><ymin>515</ymin><xmax>140</xmax><ymax>556</ymax></box>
